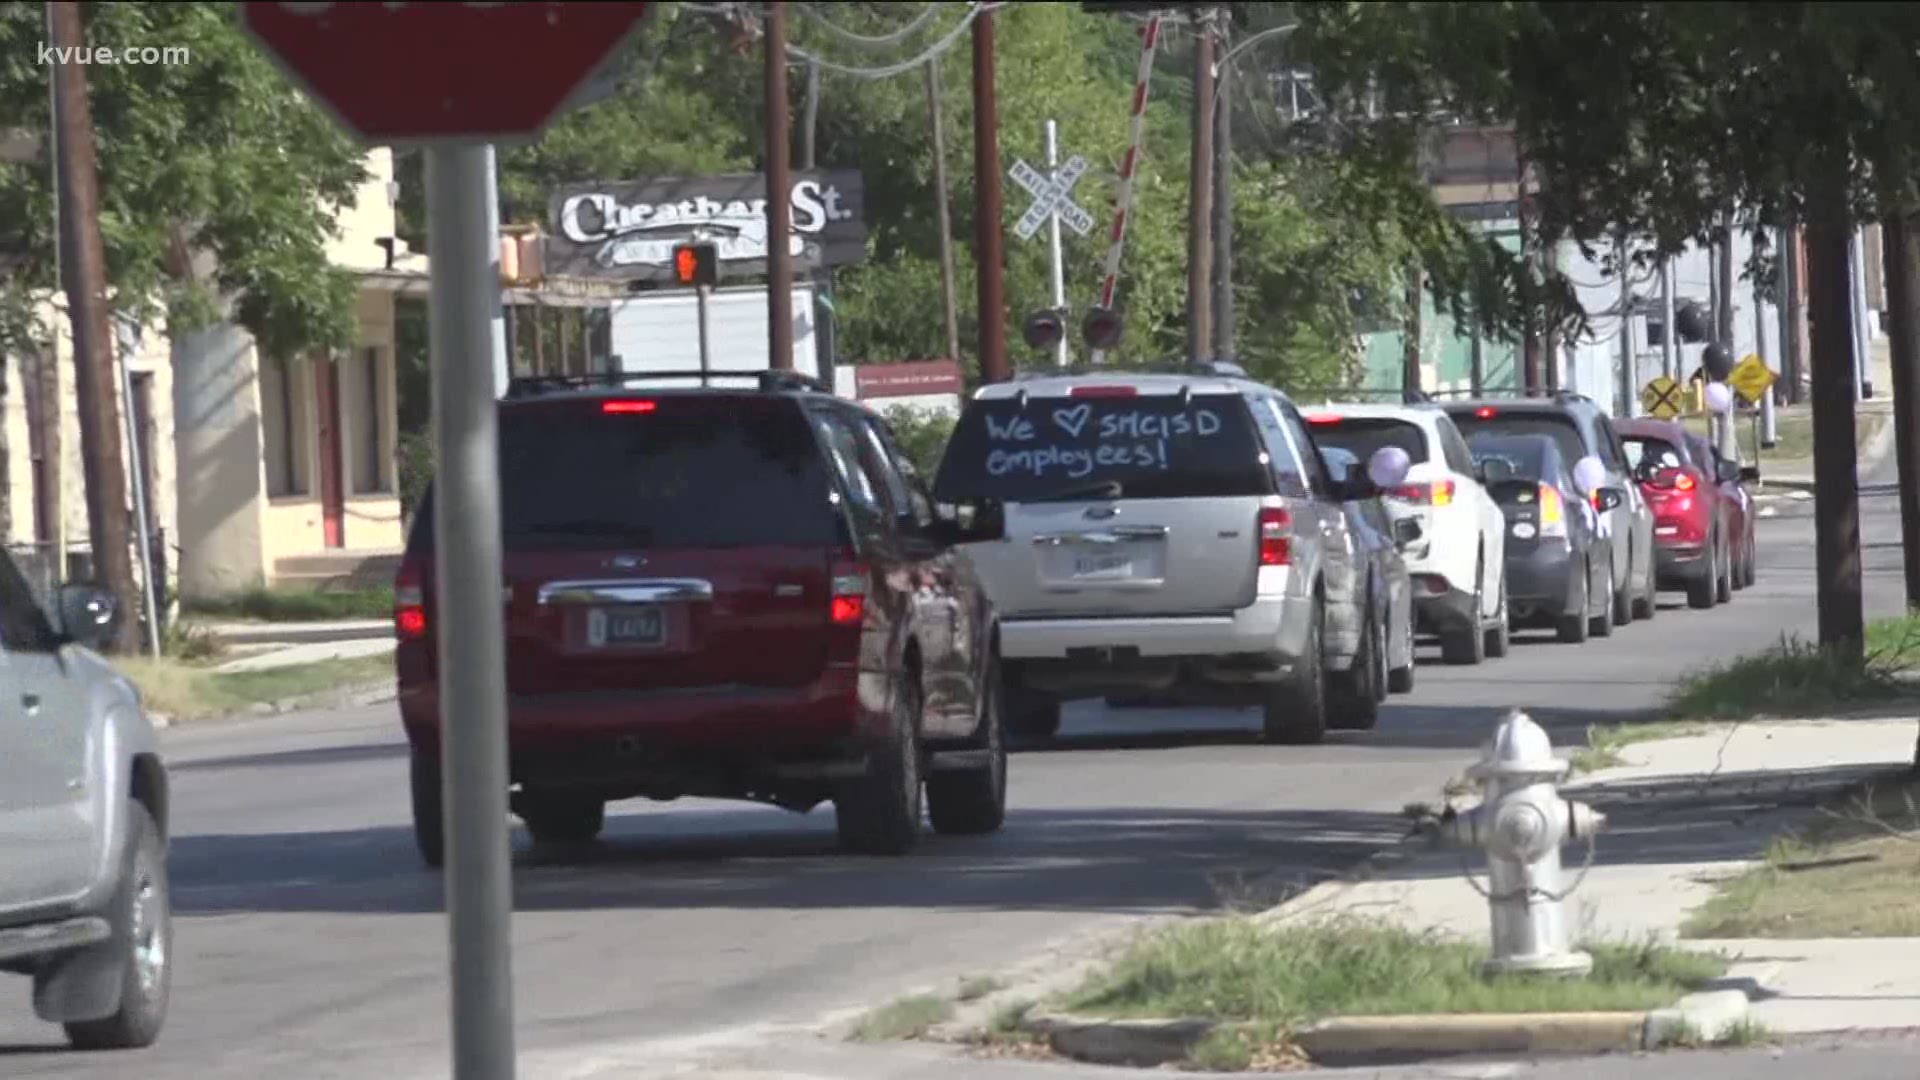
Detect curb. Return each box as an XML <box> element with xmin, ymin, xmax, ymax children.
<box><xmin>152</xmin><ymin>682</ymin><xmax>395</xmax><ymax>730</ymax></box>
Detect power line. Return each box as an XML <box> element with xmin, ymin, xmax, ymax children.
<box><xmin>784</xmin><ymin>2</ymin><xmax>1003</xmax><ymax>80</ymax></box>
<box><xmin>796</xmin><ymin>2</ymin><xmax>943</xmax><ymax>48</ymax></box>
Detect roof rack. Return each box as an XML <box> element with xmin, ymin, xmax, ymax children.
<box><xmin>503</xmin><ymin>369</ymin><xmax>833</xmax><ymax>399</ymax></box>
<box><xmin>1292</xmin><ymin>386</ymin><xmax>1434</xmax><ymax>405</ymax></box>
<box><xmin>1423</xmin><ymin>386</ymin><xmax>1591</xmax><ymax>403</ymax></box>
<box><xmin>1008</xmin><ymin>358</ymin><xmax>1252</xmax><ymax>382</ymax></box>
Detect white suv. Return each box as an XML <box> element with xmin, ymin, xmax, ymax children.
<box><xmin>1302</xmin><ymin>402</ymin><xmax>1509</xmax><ymax>664</ymax></box>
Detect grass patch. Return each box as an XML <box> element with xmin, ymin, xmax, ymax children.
<box><xmin>1062</xmin><ymin>918</ymin><xmax>1724</xmax><ymax>1025</ymax></box>
<box><xmin>1686</xmin><ymin>772</ymin><xmax>1920</xmax><ymax>938</ymax></box>
<box><xmin>1682</xmin><ymin>409</ymin><xmax>1880</xmax><ymax>466</ymax></box>
<box><xmin>957</xmin><ymin>975</ymin><xmax>1004</xmax><ymax>1002</ymax></box>
<box><xmin>851</xmin><ymin>994</ymin><xmax>952</xmax><ymax>1042</ymax></box>
<box><xmin>185</xmin><ymin>585</ymin><xmax>394</xmax><ymax>623</ymax></box>
<box><xmin>1666</xmin><ymin>623</ymin><xmax>1920</xmax><ymax>723</ymax></box>
<box><xmin>1570</xmin><ymin>721</ymin><xmax>1711</xmax><ymax>774</ymax></box>
<box><xmin>987</xmin><ymin>998</ymin><xmax>1034</xmax><ymax>1035</ymax></box>
<box><xmin>117</xmin><ymin>653</ymin><xmax>394</xmax><ymax>720</ymax></box>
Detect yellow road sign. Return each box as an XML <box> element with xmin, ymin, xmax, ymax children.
<box><xmin>1640</xmin><ymin>374</ymin><xmax>1684</xmax><ymax>419</ymax></box>
<box><xmin>1728</xmin><ymin>354</ymin><xmax>1777</xmax><ymax>404</ymax></box>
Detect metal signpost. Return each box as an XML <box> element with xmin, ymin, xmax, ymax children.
<box><xmin>1010</xmin><ymin>123</ymin><xmax>1093</xmax><ymax>366</ymax></box>
<box><xmin>239</xmin><ymin>5</ymin><xmax>652</xmax><ymax>1078</ymax></box>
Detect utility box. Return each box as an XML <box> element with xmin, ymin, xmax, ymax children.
<box><xmin>608</xmin><ymin>284</ymin><xmax>822</xmax><ymax>386</ymax></box>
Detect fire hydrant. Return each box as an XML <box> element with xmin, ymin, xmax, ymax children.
<box><xmin>1439</xmin><ymin>709</ymin><xmax>1607</xmax><ymax>977</ymax></box>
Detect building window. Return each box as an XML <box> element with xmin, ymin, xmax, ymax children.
<box><xmin>348</xmin><ymin>346</ymin><xmax>391</xmax><ymax>494</ymax></box>
<box><xmin>261</xmin><ymin>358</ymin><xmax>310</xmax><ymax>498</ymax></box>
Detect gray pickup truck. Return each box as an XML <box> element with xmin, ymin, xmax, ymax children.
<box><xmin>0</xmin><ymin>558</ymin><xmax>171</xmax><ymax>1050</ymax></box>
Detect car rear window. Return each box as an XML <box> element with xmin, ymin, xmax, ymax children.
<box><xmin>1621</xmin><ymin>434</ymin><xmax>1686</xmax><ymax>473</ymax></box>
<box><xmin>1301</xmin><ymin>415</ymin><xmax>1430</xmax><ymax>465</ymax></box>
<box><xmin>1448</xmin><ymin>410</ymin><xmax>1586</xmax><ymax>468</ymax></box>
<box><xmin>408</xmin><ymin>396</ymin><xmax>840</xmax><ymax>551</ymax></box>
<box><xmin>932</xmin><ymin>391</ymin><xmax>1274</xmax><ymax>502</ymax></box>
<box><xmin>1468</xmin><ymin>435</ymin><xmax>1550</xmax><ymax>481</ymax></box>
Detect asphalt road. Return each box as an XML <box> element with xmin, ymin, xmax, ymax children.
<box><xmin>0</xmin><ymin>476</ymin><xmax>1910</xmax><ymax>1079</ymax></box>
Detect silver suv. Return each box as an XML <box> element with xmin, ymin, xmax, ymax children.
<box><xmin>930</xmin><ymin>363</ymin><xmax>1408</xmax><ymax>745</ymax></box>
<box><xmin>0</xmin><ymin>562</ymin><xmax>170</xmax><ymax>1050</ymax></box>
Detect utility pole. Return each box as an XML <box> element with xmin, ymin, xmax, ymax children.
<box><xmin>1755</xmin><ymin>238</ymin><xmax>1777</xmax><ymax>448</ymax></box>
<box><xmin>1186</xmin><ymin>11</ymin><xmax>1216</xmax><ymax>360</ymax></box>
<box><xmin>1518</xmin><ymin>154</ymin><xmax>1544</xmax><ymax>392</ymax></box>
<box><xmin>1402</xmin><ymin>265</ymin><xmax>1423</xmax><ymax>397</ymax></box>
<box><xmin>764</xmin><ymin>1</ymin><xmax>794</xmax><ymax>372</ymax></box>
<box><xmin>1044</xmin><ymin>119</ymin><xmax>1068</xmax><ymax>367</ymax></box>
<box><xmin>1881</xmin><ymin>214</ymin><xmax>1920</xmax><ymax>610</ymax></box>
<box><xmin>1617</xmin><ymin>232</ymin><xmax>1635</xmax><ymax>417</ymax></box>
<box><xmin>1211</xmin><ymin>21</ymin><xmax>1233</xmax><ymax>359</ymax></box>
<box><xmin>1806</xmin><ymin>210</ymin><xmax>1865</xmax><ymax>654</ymax></box>
<box><xmin>1544</xmin><ymin>236</ymin><xmax>1562</xmax><ymax>392</ymax></box>
<box><xmin>972</xmin><ymin>8</ymin><xmax>1008</xmax><ymax>383</ymax></box>
<box><xmin>1784</xmin><ymin>222</ymin><xmax>1808</xmax><ymax>404</ymax></box>
<box><xmin>48</xmin><ymin>1</ymin><xmax>138</xmax><ymax>654</ymax></box>
<box><xmin>1717</xmin><ymin>212</ymin><xmax>1736</xmax><ymax>343</ymax></box>
<box><xmin>1660</xmin><ymin>256</ymin><xmax>1678</xmax><ymax>379</ymax></box>
<box><xmin>925</xmin><ymin>60</ymin><xmax>961</xmax><ymax>365</ymax></box>
<box><xmin>1850</xmin><ymin>228</ymin><xmax>1874</xmax><ymax>399</ymax></box>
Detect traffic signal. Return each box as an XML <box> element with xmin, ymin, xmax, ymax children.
<box><xmin>1022</xmin><ymin>308</ymin><xmax>1065</xmax><ymax>351</ymax></box>
<box><xmin>672</xmin><ymin>241</ymin><xmax>718</xmax><ymax>287</ymax></box>
<box><xmin>1083</xmin><ymin>306</ymin><xmax>1124</xmax><ymax>351</ymax></box>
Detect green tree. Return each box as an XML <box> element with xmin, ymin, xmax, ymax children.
<box><xmin>0</xmin><ymin>2</ymin><xmax>367</xmax><ymax>358</ymax></box>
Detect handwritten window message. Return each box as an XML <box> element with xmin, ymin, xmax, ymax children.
<box><xmin>980</xmin><ymin>404</ymin><xmax>1228</xmax><ymax>480</ymax></box>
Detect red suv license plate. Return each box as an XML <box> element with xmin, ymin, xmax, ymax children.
<box><xmin>585</xmin><ymin>606</ymin><xmax>665</xmax><ymax>649</ymax></box>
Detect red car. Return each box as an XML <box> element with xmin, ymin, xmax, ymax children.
<box><xmin>1615</xmin><ymin>418</ymin><xmax>1757</xmax><ymax>609</ymax></box>
<box><xmin>394</xmin><ymin>372</ymin><xmax>1006</xmax><ymax>864</ymax></box>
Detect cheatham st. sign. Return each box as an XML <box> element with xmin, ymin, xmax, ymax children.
<box><xmin>546</xmin><ymin>170</ymin><xmax>867</xmax><ymax>282</ymax></box>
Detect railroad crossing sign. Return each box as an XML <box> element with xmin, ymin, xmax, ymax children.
<box><xmin>1640</xmin><ymin>374</ymin><xmax>1685</xmax><ymax>419</ymax></box>
<box><xmin>1011</xmin><ymin>154</ymin><xmax>1095</xmax><ymax>240</ymax></box>
<box><xmin>1728</xmin><ymin>353</ymin><xmax>1777</xmax><ymax>405</ymax></box>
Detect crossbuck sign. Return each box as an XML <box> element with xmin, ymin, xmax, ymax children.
<box><xmin>1011</xmin><ymin>155</ymin><xmax>1094</xmax><ymax>241</ymax></box>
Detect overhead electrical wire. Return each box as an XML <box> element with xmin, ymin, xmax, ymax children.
<box><xmin>796</xmin><ymin>2</ymin><xmax>944</xmax><ymax>48</ymax></box>
<box><xmin>783</xmin><ymin>2</ymin><xmax>1005</xmax><ymax>80</ymax></box>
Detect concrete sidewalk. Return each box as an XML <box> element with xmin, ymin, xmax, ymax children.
<box><xmin>199</xmin><ymin>617</ymin><xmax>391</xmax><ymax>646</ymax></box>
<box><xmin>1265</xmin><ymin>716</ymin><xmax>1920</xmax><ymax>1038</ymax></box>
<box><xmin>210</xmin><ymin>636</ymin><xmax>394</xmax><ymax>673</ymax></box>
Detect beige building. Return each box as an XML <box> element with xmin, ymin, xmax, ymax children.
<box><xmin>173</xmin><ymin>147</ymin><xmax>418</xmax><ymax>599</ymax></box>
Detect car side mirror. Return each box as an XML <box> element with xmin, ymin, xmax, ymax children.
<box><xmin>928</xmin><ymin>501</ymin><xmax>1004</xmax><ymax>545</ymax></box>
<box><xmin>1716</xmin><ymin>459</ymin><xmax>1740</xmax><ymax>484</ymax></box>
<box><xmin>1740</xmin><ymin>465</ymin><xmax>1761</xmax><ymax>483</ymax></box>
<box><xmin>1593</xmin><ymin>487</ymin><xmax>1626</xmax><ymax>513</ymax></box>
<box><xmin>1392</xmin><ymin>517</ymin><xmax>1423</xmax><ymax>549</ymax></box>
<box><xmin>56</xmin><ymin>583</ymin><xmax>117</xmax><ymax>649</ymax></box>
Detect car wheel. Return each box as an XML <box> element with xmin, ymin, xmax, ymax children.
<box><xmin>835</xmin><ymin>675</ymin><xmax>924</xmax><ymax>855</ymax></box>
<box><xmin>1688</xmin><ymin>535</ymin><xmax>1719</xmax><ymax>609</ymax></box>
<box><xmin>409</xmin><ymin>750</ymin><xmax>445</xmax><ymax>869</ymax></box>
<box><xmin>1632</xmin><ymin>545</ymin><xmax>1658</xmax><ymax>619</ymax></box>
<box><xmin>1441</xmin><ymin>562</ymin><xmax>1488</xmax><ymax>665</ymax></box>
<box><xmin>1716</xmin><ymin>537</ymin><xmax>1734</xmax><ymax>603</ymax></box>
<box><xmin>1610</xmin><ymin>551</ymin><xmax>1633</xmax><ymax>626</ymax></box>
<box><xmin>1329</xmin><ymin>598</ymin><xmax>1382</xmax><ymax>731</ymax></box>
<box><xmin>1484</xmin><ymin>573</ymin><xmax>1511</xmax><ymax>658</ymax></box>
<box><xmin>518</xmin><ymin>791</ymin><xmax>606</xmax><ymax>848</ymax></box>
<box><xmin>60</xmin><ymin>801</ymin><xmax>170</xmax><ymax>1051</ymax></box>
<box><xmin>1592</xmin><ymin>559</ymin><xmax>1617</xmax><ymax>638</ymax></box>
<box><xmin>1744</xmin><ymin>524</ymin><xmax>1758</xmax><ymax>587</ymax></box>
<box><xmin>1264</xmin><ymin>598</ymin><xmax>1328</xmax><ymax>745</ymax></box>
<box><xmin>1557</xmin><ymin>562</ymin><xmax>1591</xmax><ymax>643</ymax></box>
<box><xmin>1387</xmin><ymin>602</ymin><xmax>1416</xmax><ymax>695</ymax></box>
<box><xmin>928</xmin><ymin>655</ymin><xmax>1008</xmax><ymax>836</ymax></box>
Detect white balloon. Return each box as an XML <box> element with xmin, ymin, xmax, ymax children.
<box><xmin>1368</xmin><ymin>446</ymin><xmax>1412</xmax><ymax>489</ymax></box>
<box><xmin>1704</xmin><ymin>381</ymin><xmax>1734</xmax><ymax>415</ymax></box>
<box><xmin>1573</xmin><ymin>455</ymin><xmax>1608</xmax><ymax>495</ymax></box>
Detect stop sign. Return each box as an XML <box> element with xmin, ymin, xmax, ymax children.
<box><xmin>241</xmin><ymin>2</ymin><xmax>651</xmax><ymax>143</ymax></box>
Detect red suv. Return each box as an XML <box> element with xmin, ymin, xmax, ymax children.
<box><xmin>1616</xmin><ymin>418</ymin><xmax>1755</xmax><ymax>610</ymax></box>
<box><xmin>394</xmin><ymin>372</ymin><xmax>1005</xmax><ymax>863</ymax></box>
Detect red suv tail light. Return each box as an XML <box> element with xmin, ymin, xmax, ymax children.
<box><xmin>1388</xmin><ymin>480</ymin><xmax>1455</xmax><ymax>506</ymax></box>
<box><xmin>1258</xmin><ymin>507</ymin><xmax>1292</xmax><ymax>566</ymax></box>
<box><xmin>394</xmin><ymin>560</ymin><xmax>428</xmax><ymax>642</ymax></box>
<box><xmin>829</xmin><ymin>556</ymin><xmax>868</xmax><ymax>626</ymax></box>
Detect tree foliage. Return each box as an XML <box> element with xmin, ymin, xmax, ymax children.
<box><xmin>0</xmin><ymin>2</ymin><xmax>367</xmax><ymax>357</ymax></box>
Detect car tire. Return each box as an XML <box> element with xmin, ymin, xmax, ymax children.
<box><xmin>835</xmin><ymin>676</ymin><xmax>924</xmax><ymax>855</ymax></box>
<box><xmin>410</xmin><ymin>750</ymin><xmax>445</xmax><ymax>869</ymax></box>
<box><xmin>1610</xmin><ymin>553</ymin><xmax>1633</xmax><ymax>626</ymax></box>
<box><xmin>1688</xmin><ymin>536</ymin><xmax>1719</xmax><ymax>609</ymax></box>
<box><xmin>1557</xmin><ymin>562</ymin><xmax>1591</xmax><ymax>644</ymax></box>
<box><xmin>61</xmin><ymin>802</ymin><xmax>170</xmax><ymax>1051</ymax></box>
<box><xmin>1441</xmin><ymin>563</ymin><xmax>1488</xmax><ymax>666</ymax></box>
<box><xmin>1632</xmin><ymin>550</ymin><xmax>1658</xmax><ymax>619</ymax></box>
<box><xmin>928</xmin><ymin>656</ymin><xmax>1008</xmax><ymax>836</ymax></box>
<box><xmin>1387</xmin><ymin>605</ymin><xmax>1416</xmax><ymax>695</ymax></box>
<box><xmin>518</xmin><ymin>792</ymin><xmax>606</xmax><ymax>848</ymax></box>
<box><xmin>1484</xmin><ymin>574</ymin><xmax>1511</xmax><ymax>659</ymax></box>
<box><xmin>1743</xmin><ymin>524</ymin><xmax>1758</xmax><ymax>587</ymax></box>
<box><xmin>1264</xmin><ymin>598</ymin><xmax>1328</xmax><ymax>745</ymax></box>
<box><xmin>1591</xmin><ymin>560</ymin><xmax>1617</xmax><ymax>638</ymax></box>
<box><xmin>1716</xmin><ymin>537</ymin><xmax>1734</xmax><ymax>603</ymax></box>
<box><xmin>1330</xmin><ymin>599</ymin><xmax>1383</xmax><ymax>731</ymax></box>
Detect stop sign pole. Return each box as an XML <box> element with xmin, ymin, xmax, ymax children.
<box><xmin>239</xmin><ymin>6</ymin><xmax>651</xmax><ymax>1079</ymax></box>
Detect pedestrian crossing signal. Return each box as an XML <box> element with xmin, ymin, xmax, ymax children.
<box><xmin>673</xmin><ymin>242</ymin><xmax>718</xmax><ymax>287</ymax></box>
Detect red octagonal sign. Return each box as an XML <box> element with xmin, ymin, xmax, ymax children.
<box><xmin>242</xmin><ymin>2</ymin><xmax>651</xmax><ymax>144</ymax></box>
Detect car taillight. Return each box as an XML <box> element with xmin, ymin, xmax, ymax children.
<box><xmin>1258</xmin><ymin>507</ymin><xmax>1292</xmax><ymax>566</ymax></box>
<box><xmin>1387</xmin><ymin>480</ymin><xmax>1454</xmax><ymax>506</ymax></box>
<box><xmin>1475</xmin><ymin>406</ymin><xmax>1497</xmax><ymax>419</ymax></box>
<box><xmin>1538</xmin><ymin>483</ymin><xmax>1567</xmax><ymax>537</ymax></box>
<box><xmin>394</xmin><ymin>561</ymin><xmax>427</xmax><ymax>641</ymax></box>
<box><xmin>829</xmin><ymin>557</ymin><xmax>868</xmax><ymax>626</ymax></box>
<box><xmin>1069</xmin><ymin>385</ymin><xmax>1137</xmax><ymax>398</ymax></box>
<box><xmin>1673</xmin><ymin>470</ymin><xmax>1696</xmax><ymax>492</ymax></box>
<box><xmin>1306</xmin><ymin>413</ymin><xmax>1342</xmax><ymax>426</ymax></box>
<box><xmin>602</xmin><ymin>399</ymin><xmax>657</xmax><ymax>414</ymax></box>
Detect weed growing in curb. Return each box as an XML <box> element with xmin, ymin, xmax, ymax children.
<box><xmin>957</xmin><ymin>975</ymin><xmax>1004</xmax><ymax>1002</ymax></box>
<box><xmin>852</xmin><ymin>995</ymin><xmax>952</xmax><ymax>1042</ymax></box>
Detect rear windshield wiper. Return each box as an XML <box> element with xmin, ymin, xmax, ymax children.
<box><xmin>1020</xmin><ymin>479</ymin><xmax>1125</xmax><ymax>504</ymax></box>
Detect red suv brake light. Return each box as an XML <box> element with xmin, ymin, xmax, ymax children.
<box><xmin>829</xmin><ymin>555</ymin><xmax>868</xmax><ymax>626</ymax></box>
<box><xmin>394</xmin><ymin>560</ymin><xmax>427</xmax><ymax>642</ymax></box>
<box><xmin>1258</xmin><ymin>507</ymin><xmax>1292</xmax><ymax>566</ymax></box>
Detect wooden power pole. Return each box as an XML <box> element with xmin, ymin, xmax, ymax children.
<box><xmin>925</xmin><ymin>60</ymin><xmax>962</xmax><ymax>366</ymax></box>
<box><xmin>972</xmin><ymin>8</ymin><xmax>1008</xmax><ymax>383</ymax></box>
<box><xmin>1806</xmin><ymin>210</ymin><xmax>1866</xmax><ymax>654</ymax></box>
<box><xmin>1402</xmin><ymin>266</ymin><xmax>1423</xmax><ymax>397</ymax></box>
<box><xmin>1186</xmin><ymin>13</ymin><xmax>1216</xmax><ymax>361</ymax></box>
<box><xmin>1883</xmin><ymin>214</ymin><xmax>1920</xmax><ymax>610</ymax></box>
<box><xmin>48</xmin><ymin>2</ymin><xmax>138</xmax><ymax>654</ymax></box>
<box><xmin>763</xmin><ymin>1</ymin><xmax>794</xmax><ymax>371</ymax></box>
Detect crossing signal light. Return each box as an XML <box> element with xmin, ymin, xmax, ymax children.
<box><xmin>1083</xmin><ymin>306</ymin><xmax>1124</xmax><ymax>351</ymax></box>
<box><xmin>1022</xmin><ymin>308</ymin><xmax>1065</xmax><ymax>351</ymax></box>
<box><xmin>673</xmin><ymin>242</ymin><xmax>718</xmax><ymax>287</ymax></box>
